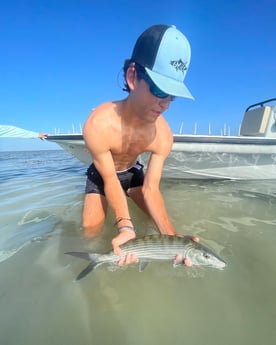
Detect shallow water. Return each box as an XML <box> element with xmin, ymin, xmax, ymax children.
<box><xmin>0</xmin><ymin>150</ymin><xmax>276</xmax><ymax>345</ymax></box>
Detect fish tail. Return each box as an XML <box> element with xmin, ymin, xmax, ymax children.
<box><xmin>76</xmin><ymin>261</ymin><xmax>101</xmax><ymax>280</ymax></box>
<box><xmin>65</xmin><ymin>252</ymin><xmax>103</xmax><ymax>280</ymax></box>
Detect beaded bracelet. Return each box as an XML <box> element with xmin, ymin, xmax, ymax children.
<box><xmin>114</xmin><ymin>217</ymin><xmax>132</xmax><ymax>226</ymax></box>
<box><xmin>117</xmin><ymin>225</ymin><xmax>137</xmax><ymax>234</ymax></box>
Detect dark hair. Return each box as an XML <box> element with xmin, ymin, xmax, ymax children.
<box><xmin>122</xmin><ymin>59</ymin><xmax>145</xmax><ymax>92</ymax></box>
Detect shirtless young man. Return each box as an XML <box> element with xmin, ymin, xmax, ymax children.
<box><xmin>82</xmin><ymin>24</ymin><xmax>197</xmax><ymax>266</ymax></box>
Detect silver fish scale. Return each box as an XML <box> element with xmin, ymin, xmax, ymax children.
<box><xmin>118</xmin><ymin>235</ymin><xmax>195</xmax><ymax>260</ymax></box>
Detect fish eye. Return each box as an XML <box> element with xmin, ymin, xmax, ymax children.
<box><xmin>203</xmin><ymin>253</ymin><xmax>210</xmax><ymax>259</ymax></box>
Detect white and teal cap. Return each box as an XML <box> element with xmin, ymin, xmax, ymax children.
<box><xmin>131</xmin><ymin>24</ymin><xmax>193</xmax><ymax>99</ymax></box>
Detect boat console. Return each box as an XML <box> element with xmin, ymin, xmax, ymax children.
<box><xmin>240</xmin><ymin>98</ymin><xmax>276</xmax><ymax>137</ymax></box>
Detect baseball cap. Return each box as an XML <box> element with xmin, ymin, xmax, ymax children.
<box><xmin>131</xmin><ymin>24</ymin><xmax>193</xmax><ymax>99</ymax></box>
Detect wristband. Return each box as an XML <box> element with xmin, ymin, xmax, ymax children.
<box><xmin>114</xmin><ymin>217</ymin><xmax>132</xmax><ymax>226</ymax></box>
<box><xmin>117</xmin><ymin>225</ymin><xmax>137</xmax><ymax>234</ymax></box>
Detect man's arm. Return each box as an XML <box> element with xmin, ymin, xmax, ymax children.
<box><xmin>142</xmin><ymin>149</ymin><xmax>199</xmax><ymax>267</ymax></box>
<box><xmin>83</xmin><ymin>110</ymin><xmax>137</xmax><ymax>255</ymax></box>
<box><xmin>139</xmin><ymin>120</ymin><xmax>176</xmax><ymax>235</ymax></box>
<box><xmin>0</xmin><ymin>125</ymin><xmax>47</xmax><ymax>139</ymax></box>
<box><xmin>142</xmin><ymin>152</ymin><xmax>176</xmax><ymax>235</ymax></box>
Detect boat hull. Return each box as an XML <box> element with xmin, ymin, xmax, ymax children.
<box><xmin>46</xmin><ymin>134</ymin><xmax>276</xmax><ymax>180</ymax></box>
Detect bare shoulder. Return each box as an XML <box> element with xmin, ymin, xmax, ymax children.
<box><xmin>84</xmin><ymin>102</ymin><xmax>115</xmax><ymax>132</ymax></box>
<box><xmin>83</xmin><ymin>102</ymin><xmax>120</xmax><ymax>154</ymax></box>
<box><xmin>153</xmin><ymin>116</ymin><xmax>173</xmax><ymax>155</ymax></box>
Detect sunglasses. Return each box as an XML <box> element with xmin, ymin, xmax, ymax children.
<box><xmin>138</xmin><ymin>69</ymin><xmax>176</xmax><ymax>101</ymax></box>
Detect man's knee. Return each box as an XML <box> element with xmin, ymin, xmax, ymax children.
<box><xmin>82</xmin><ymin>218</ymin><xmax>104</xmax><ymax>238</ymax></box>
<box><xmin>82</xmin><ymin>193</ymin><xmax>107</xmax><ymax>237</ymax></box>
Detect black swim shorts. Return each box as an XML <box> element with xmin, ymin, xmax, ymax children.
<box><xmin>85</xmin><ymin>162</ymin><xmax>144</xmax><ymax>196</ymax></box>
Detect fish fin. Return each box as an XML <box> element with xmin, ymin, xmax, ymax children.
<box><xmin>65</xmin><ymin>252</ymin><xmax>103</xmax><ymax>280</ymax></box>
<box><xmin>65</xmin><ymin>252</ymin><xmax>91</xmax><ymax>261</ymax></box>
<box><xmin>173</xmin><ymin>262</ymin><xmax>182</xmax><ymax>268</ymax></box>
<box><xmin>139</xmin><ymin>261</ymin><xmax>150</xmax><ymax>272</ymax></box>
<box><xmin>76</xmin><ymin>262</ymin><xmax>100</xmax><ymax>280</ymax></box>
<box><xmin>173</xmin><ymin>255</ymin><xmax>184</xmax><ymax>268</ymax></box>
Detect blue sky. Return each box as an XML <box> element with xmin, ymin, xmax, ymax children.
<box><xmin>1</xmin><ymin>0</ymin><xmax>275</xmax><ymax>151</ymax></box>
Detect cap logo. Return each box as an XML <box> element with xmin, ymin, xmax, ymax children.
<box><xmin>170</xmin><ymin>59</ymin><xmax>187</xmax><ymax>74</ymax></box>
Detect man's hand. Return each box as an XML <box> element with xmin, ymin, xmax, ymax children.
<box><xmin>174</xmin><ymin>254</ymin><xmax>193</xmax><ymax>267</ymax></box>
<box><xmin>38</xmin><ymin>133</ymin><xmax>48</xmax><ymax>140</ymax></box>
<box><xmin>111</xmin><ymin>229</ymin><xmax>139</xmax><ymax>266</ymax></box>
<box><xmin>175</xmin><ymin>234</ymin><xmax>199</xmax><ymax>267</ymax></box>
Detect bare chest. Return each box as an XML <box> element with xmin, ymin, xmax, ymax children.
<box><xmin>110</xmin><ymin>129</ymin><xmax>156</xmax><ymax>167</ymax></box>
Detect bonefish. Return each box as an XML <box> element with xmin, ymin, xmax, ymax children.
<box><xmin>65</xmin><ymin>234</ymin><xmax>226</xmax><ymax>280</ymax></box>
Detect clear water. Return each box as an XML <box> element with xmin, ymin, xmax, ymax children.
<box><xmin>0</xmin><ymin>150</ymin><xmax>275</xmax><ymax>345</ymax></box>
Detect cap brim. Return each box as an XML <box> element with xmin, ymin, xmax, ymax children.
<box><xmin>145</xmin><ymin>67</ymin><xmax>194</xmax><ymax>100</ymax></box>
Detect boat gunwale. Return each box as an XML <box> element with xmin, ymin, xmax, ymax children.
<box><xmin>46</xmin><ymin>134</ymin><xmax>276</xmax><ymax>146</ymax></box>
